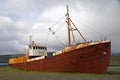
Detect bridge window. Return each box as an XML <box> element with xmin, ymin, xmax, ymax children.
<box><xmin>33</xmin><ymin>46</ymin><xmax>47</xmax><ymax>50</ymax></box>
<box><xmin>33</xmin><ymin>46</ymin><xmax>35</xmax><ymax>49</ymax></box>
<box><xmin>36</xmin><ymin>47</ymin><xmax>38</xmax><ymax>49</ymax></box>
<box><xmin>45</xmin><ymin>47</ymin><xmax>47</xmax><ymax>50</ymax></box>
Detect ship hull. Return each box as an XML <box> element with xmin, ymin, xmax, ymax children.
<box><xmin>9</xmin><ymin>41</ymin><xmax>111</xmax><ymax>73</ymax></box>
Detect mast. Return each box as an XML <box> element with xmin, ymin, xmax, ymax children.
<box><xmin>66</xmin><ymin>5</ymin><xmax>87</xmax><ymax>46</ymax></box>
<box><xmin>66</xmin><ymin>5</ymin><xmax>71</xmax><ymax>46</ymax></box>
<box><xmin>49</xmin><ymin>5</ymin><xmax>86</xmax><ymax>47</ymax></box>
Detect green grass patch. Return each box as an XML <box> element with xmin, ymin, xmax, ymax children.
<box><xmin>0</xmin><ymin>67</ymin><xmax>120</xmax><ymax>80</ymax></box>
<box><xmin>110</xmin><ymin>57</ymin><xmax>120</xmax><ymax>66</ymax></box>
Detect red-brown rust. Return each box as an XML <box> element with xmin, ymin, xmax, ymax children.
<box><xmin>9</xmin><ymin>42</ymin><xmax>111</xmax><ymax>73</ymax></box>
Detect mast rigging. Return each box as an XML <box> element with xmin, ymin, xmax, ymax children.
<box><xmin>66</xmin><ymin>5</ymin><xmax>86</xmax><ymax>46</ymax></box>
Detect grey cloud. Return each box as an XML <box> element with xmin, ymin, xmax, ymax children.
<box><xmin>0</xmin><ymin>16</ymin><xmax>31</xmax><ymax>54</ymax></box>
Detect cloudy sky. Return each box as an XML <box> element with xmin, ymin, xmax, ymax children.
<box><xmin>0</xmin><ymin>0</ymin><xmax>120</xmax><ymax>55</ymax></box>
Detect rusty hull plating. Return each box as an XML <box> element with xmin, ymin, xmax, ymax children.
<box><xmin>9</xmin><ymin>41</ymin><xmax>111</xmax><ymax>73</ymax></box>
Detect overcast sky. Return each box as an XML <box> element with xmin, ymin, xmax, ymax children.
<box><xmin>0</xmin><ymin>0</ymin><xmax>120</xmax><ymax>55</ymax></box>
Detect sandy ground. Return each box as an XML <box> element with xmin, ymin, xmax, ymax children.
<box><xmin>0</xmin><ymin>66</ymin><xmax>120</xmax><ymax>80</ymax></box>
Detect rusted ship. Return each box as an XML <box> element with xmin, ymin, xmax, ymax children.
<box><xmin>8</xmin><ymin>6</ymin><xmax>111</xmax><ymax>73</ymax></box>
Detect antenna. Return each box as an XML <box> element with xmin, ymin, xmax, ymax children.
<box><xmin>29</xmin><ymin>35</ymin><xmax>32</xmax><ymax>45</ymax></box>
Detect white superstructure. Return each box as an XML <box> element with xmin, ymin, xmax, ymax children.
<box><xmin>27</xmin><ymin>36</ymin><xmax>47</xmax><ymax>61</ymax></box>
<box><xmin>28</xmin><ymin>44</ymin><xmax>47</xmax><ymax>57</ymax></box>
